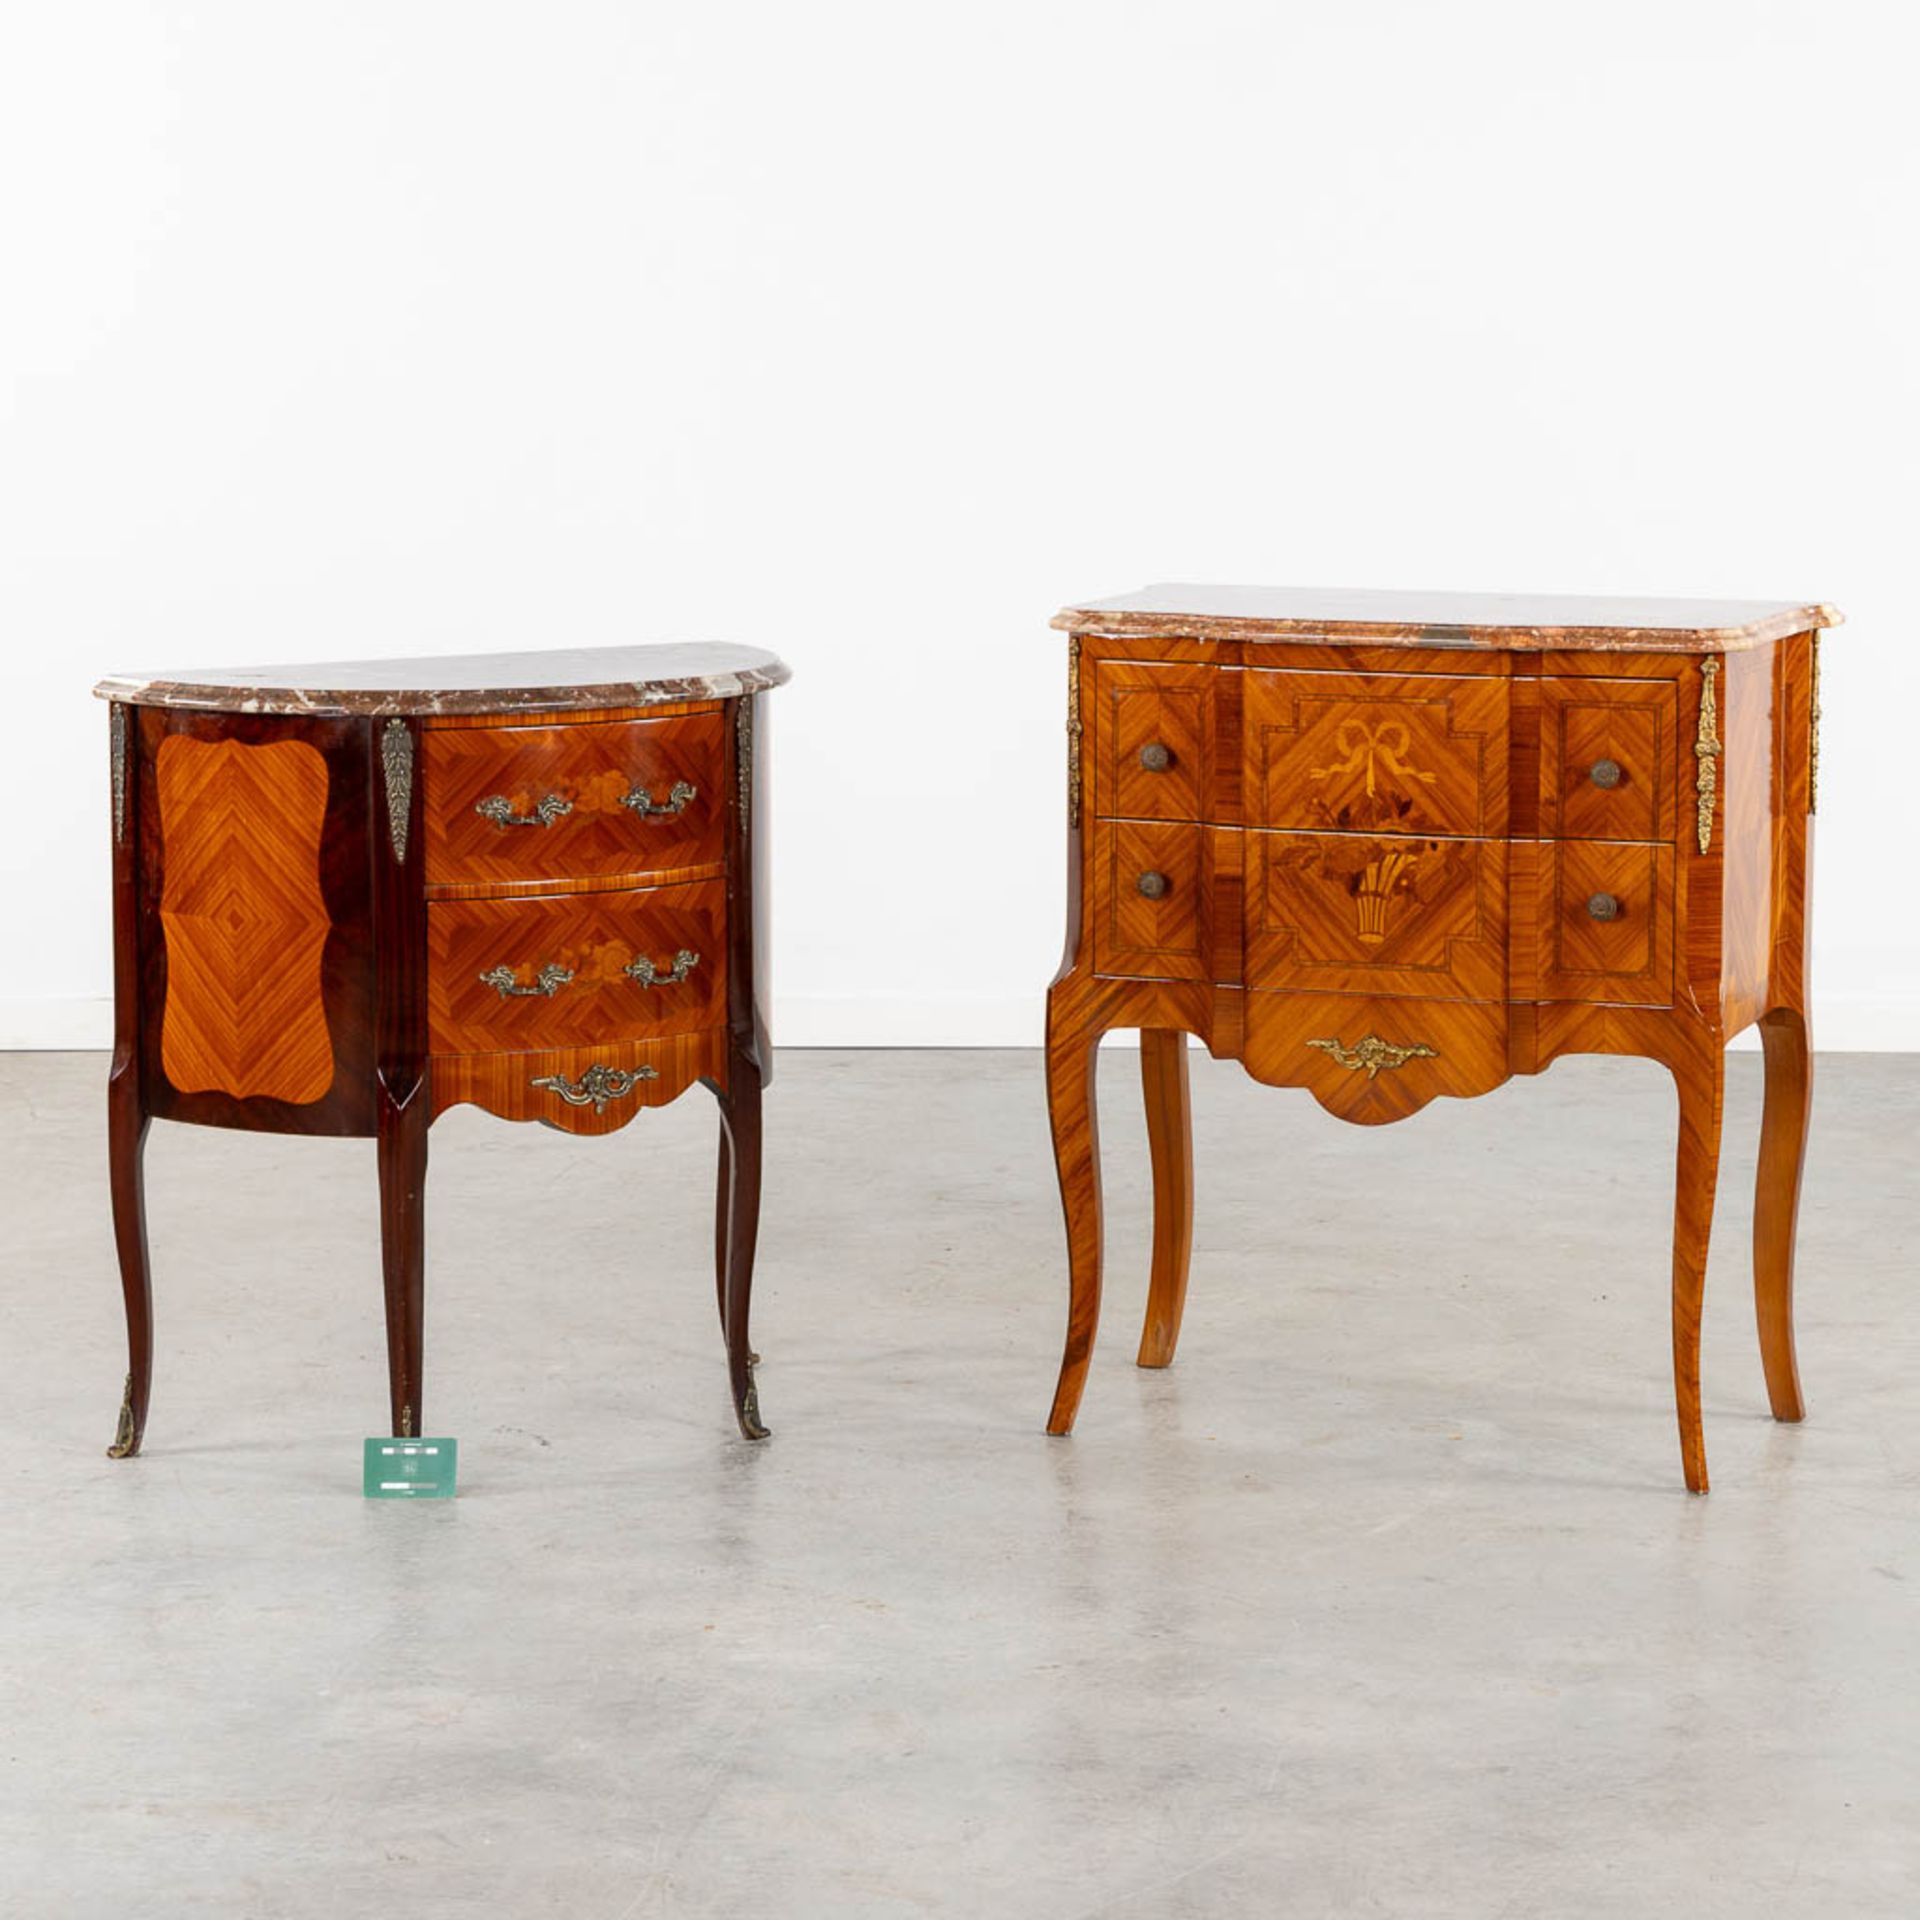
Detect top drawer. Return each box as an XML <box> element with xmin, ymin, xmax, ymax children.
<box><xmin>1089</xmin><ymin>659</ymin><xmax>1215</xmax><ymax>821</ymax></box>
<box><xmin>1538</xmin><ymin>676</ymin><xmax>1677</xmax><ymax>843</ymax></box>
<box><xmin>423</xmin><ymin>710</ymin><xmax>728</xmax><ymax>888</ymax></box>
<box><xmin>1245</xmin><ymin>670</ymin><xmax>1509</xmax><ymax>838</ymax></box>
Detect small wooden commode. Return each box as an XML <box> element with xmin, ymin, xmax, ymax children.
<box><xmin>1045</xmin><ymin>585</ymin><xmax>1840</xmax><ymax>1491</ymax></box>
<box><xmin>94</xmin><ymin>644</ymin><xmax>788</xmax><ymax>1456</ymax></box>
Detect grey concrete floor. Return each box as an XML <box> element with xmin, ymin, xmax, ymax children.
<box><xmin>1</xmin><ymin>1047</ymin><xmax>1917</xmax><ymax>1917</ymax></box>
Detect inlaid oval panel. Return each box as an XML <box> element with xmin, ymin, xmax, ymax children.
<box><xmin>157</xmin><ymin>735</ymin><xmax>334</xmax><ymax>1103</ymax></box>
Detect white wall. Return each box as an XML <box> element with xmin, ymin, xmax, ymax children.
<box><xmin>1</xmin><ymin>1</ymin><xmax>1912</xmax><ymax>1048</ymax></box>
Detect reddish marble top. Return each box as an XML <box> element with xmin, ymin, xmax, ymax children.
<box><xmin>94</xmin><ymin>642</ymin><xmax>790</xmax><ymax>717</ymax></box>
<box><xmin>1053</xmin><ymin>584</ymin><xmax>1840</xmax><ymax>652</ymax></box>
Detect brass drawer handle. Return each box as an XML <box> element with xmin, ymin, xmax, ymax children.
<box><xmin>620</xmin><ymin>780</ymin><xmax>696</xmax><ymax>818</ymax></box>
<box><xmin>1135</xmin><ymin>870</ymin><xmax>1170</xmax><ymax>900</ymax></box>
<box><xmin>1306</xmin><ymin>1034</ymin><xmax>1439</xmax><ymax>1080</ymax></box>
<box><xmin>1587</xmin><ymin>892</ymin><xmax>1622</xmax><ymax>922</ymax></box>
<box><xmin>478</xmin><ymin>962</ymin><xmax>575</xmax><ymax>999</ymax></box>
<box><xmin>1589</xmin><ymin>758</ymin><xmax>1624</xmax><ymax>789</ymax></box>
<box><xmin>529</xmin><ymin>1062</ymin><xmax>659</xmax><ymax>1114</ymax></box>
<box><xmin>624</xmin><ymin>948</ymin><xmax>700</xmax><ymax>989</ymax></box>
<box><xmin>1138</xmin><ymin>742</ymin><xmax>1172</xmax><ymax>772</ymax></box>
<box><xmin>476</xmin><ymin>793</ymin><xmax>572</xmax><ymax>829</ymax></box>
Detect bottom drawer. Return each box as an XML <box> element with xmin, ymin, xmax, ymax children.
<box><xmin>430</xmin><ymin>1031</ymin><xmax>726</xmax><ymax>1134</ymax></box>
<box><xmin>1241</xmin><ymin>992</ymin><xmax>1508</xmax><ymax>1126</ymax></box>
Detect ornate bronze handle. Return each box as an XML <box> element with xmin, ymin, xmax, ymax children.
<box><xmin>476</xmin><ymin>793</ymin><xmax>572</xmax><ymax>829</ymax></box>
<box><xmin>1589</xmin><ymin>758</ymin><xmax>1623</xmax><ymax>789</ymax></box>
<box><xmin>620</xmin><ymin>780</ymin><xmax>696</xmax><ymax>818</ymax></box>
<box><xmin>478</xmin><ymin>962</ymin><xmax>575</xmax><ymax>998</ymax></box>
<box><xmin>1306</xmin><ymin>1034</ymin><xmax>1439</xmax><ymax>1081</ymax></box>
<box><xmin>624</xmin><ymin>948</ymin><xmax>700</xmax><ymax>988</ymax></box>
<box><xmin>529</xmin><ymin>1062</ymin><xmax>659</xmax><ymax>1114</ymax></box>
<box><xmin>1138</xmin><ymin>742</ymin><xmax>1172</xmax><ymax>772</ymax></box>
<box><xmin>1587</xmin><ymin>892</ymin><xmax>1622</xmax><ymax>922</ymax></box>
<box><xmin>1136</xmin><ymin>870</ymin><xmax>1169</xmax><ymax>899</ymax></box>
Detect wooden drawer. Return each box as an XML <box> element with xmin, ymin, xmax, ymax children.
<box><xmin>1522</xmin><ymin>839</ymin><xmax>1674</xmax><ymax>1008</ymax></box>
<box><xmin>431</xmin><ymin>1030</ymin><xmax>727</xmax><ymax>1135</ymax></box>
<box><xmin>427</xmin><ymin>878</ymin><xmax>725</xmax><ymax>1053</ymax></box>
<box><xmin>1241</xmin><ymin>992</ymin><xmax>1509</xmax><ymax>1124</ymax></box>
<box><xmin>1245</xmin><ymin>829</ymin><xmax>1507</xmax><ymax>1003</ymax></box>
<box><xmin>1244</xmin><ymin>670</ymin><xmax>1509</xmax><ymax>838</ymax></box>
<box><xmin>1538</xmin><ymin>676</ymin><xmax>1677</xmax><ymax>843</ymax></box>
<box><xmin>1090</xmin><ymin>820</ymin><xmax>1209</xmax><ymax>981</ymax></box>
<box><xmin>1089</xmin><ymin>659</ymin><xmax>1213</xmax><ymax>821</ymax></box>
<box><xmin>423</xmin><ymin>711</ymin><xmax>727</xmax><ymax>889</ymax></box>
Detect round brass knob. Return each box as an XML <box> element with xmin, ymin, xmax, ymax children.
<box><xmin>1136</xmin><ymin>870</ymin><xmax>1170</xmax><ymax>900</ymax></box>
<box><xmin>1587</xmin><ymin>892</ymin><xmax>1622</xmax><ymax>922</ymax></box>
<box><xmin>1138</xmin><ymin>742</ymin><xmax>1172</xmax><ymax>772</ymax></box>
<box><xmin>1589</xmin><ymin>758</ymin><xmax>1624</xmax><ymax>789</ymax></box>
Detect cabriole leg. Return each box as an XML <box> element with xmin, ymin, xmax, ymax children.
<box><xmin>377</xmin><ymin>1086</ymin><xmax>428</xmax><ymax>1438</ymax></box>
<box><xmin>716</xmin><ymin>1051</ymin><xmax>768</xmax><ymax>1440</ymax></box>
<box><xmin>1669</xmin><ymin>1046</ymin><xmax>1725</xmax><ymax>1493</ymax></box>
<box><xmin>1045</xmin><ymin>1004</ymin><xmax>1104</xmax><ymax>1435</ymax></box>
<box><xmin>1754</xmin><ymin>1007</ymin><xmax>1812</xmax><ymax>1422</ymax></box>
<box><xmin>106</xmin><ymin>1060</ymin><xmax>152</xmax><ymax>1458</ymax></box>
<box><xmin>714</xmin><ymin>1120</ymin><xmax>732</xmax><ymax>1338</ymax></box>
<box><xmin>1136</xmin><ymin>1028</ymin><xmax>1193</xmax><ymax>1369</ymax></box>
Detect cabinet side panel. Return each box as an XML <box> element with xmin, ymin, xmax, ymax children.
<box><xmin>1719</xmin><ymin>645</ymin><xmax>1779</xmax><ymax>1037</ymax></box>
<box><xmin>1769</xmin><ymin>633</ymin><xmax>1816</xmax><ymax>1014</ymax></box>
<box><xmin>138</xmin><ymin>708</ymin><xmax>376</xmax><ymax>1136</ymax></box>
<box><xmin>157</xmin><ymin>735</ymin><xmax>333</xmax><ymax>1101</ymax></box>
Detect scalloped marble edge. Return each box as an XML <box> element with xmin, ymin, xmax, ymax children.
<box><xmin>93</xmin><ymin>651</ymin><xmax>792</xmax><ymax>717</ymax></box>
<box><xmin>1051</xmin><ymin>601</ymin><xmax>1843</xmax><ymax>653</ymax></box>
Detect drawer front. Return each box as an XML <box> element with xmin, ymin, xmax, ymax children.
<box><xmin>1090</xmin><ymin>660</ymin><xmax>1212</xmax><ymax>821</ymax></box>
<box><xmin>431</xmin><ymin>1030</ymin><xmax>726</xmax><ymax>1134</ymax></box>
<box><xmin>1530</xmin><ymin>840</ymin><xmax>1674</xmax><ymax>1007</ymax></box>
<box><xmin>1241</xmin><ymin>992</ymin><xmax>1508</xmax><ymax>1124</ymax></box>
<box><xmin>1245</xmin><ymin>671</ymin><xmax>1509</xmax><ymax>837</ymax></box>
<box><xmin>428</xmin><ymin>878</ymin><xmax>725</xmax><ymax>1053</ymax></box>
<box><xmin>423</xmin><ymin>711</ymin><xmax>727</xmax><ymax>888</ymax></box>
<box><xmin>1539</xmin><ymin>677</ymin><xmax>1676</xmax><ymax>843</ymax></box>
<box><xmin>1245</xmin><ymin>830</ymin><xmax>1507</xmax><ymax>1003</ymax></box>
<box><xmin>1091</xmin><ymin>820</ymin><xmax>1208</xmax><ymax>980</ymax></box>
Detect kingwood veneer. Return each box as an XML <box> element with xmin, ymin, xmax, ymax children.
<box><xmin>94</xmin><ymin>644</ymin><xmax>788</xmax><ymax>1455</ymax></box>
<box><xmin>1045</xmin><ymin>584</ymin><xmax>1841</xmax><ymax>1492</ymax></box>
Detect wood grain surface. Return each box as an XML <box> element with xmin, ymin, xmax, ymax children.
<box><xmin>422</xmin><ymin>710</ymin><xmax>726</xmax><ymax>889</ymax></box>
<box><xmin>155</xmin><ymin>733</ymin><xmax>335</xmax><ymax>1104</ymax></box>
<box><xmin>426</xmin><ymin>878</ymin><xmax>725</xmax><ymax>1053</ymax></box>
<box><xmin>430</xmin><ymin>1029</ymin><xmax>725</xmax><ymax>1133</ymax></box>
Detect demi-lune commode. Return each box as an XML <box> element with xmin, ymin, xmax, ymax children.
<box><xmin>94</xmin><ymin>643</ymin><xmax>788</xmax><ymax>1457</ymax></box>
<box><xmin>1043</xmin><ymin>584</ymin><xmax>1842</xmax><ymax>1491</ymax></box>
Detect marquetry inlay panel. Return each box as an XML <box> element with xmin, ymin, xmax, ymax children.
<box><xmin>1244</xmin><ymin>670</ymin><xmax>1509</xmax><ymax>839</ymax></box>
<box><xmin>156</xmin><ymin>735</ymin><xmax>334</xmax><ymax>1104</ymax></box>
<box><xmin>1245</xmin><ymin>829</ymin><xmax>1507</xmax><ymax>1003</ymax></box>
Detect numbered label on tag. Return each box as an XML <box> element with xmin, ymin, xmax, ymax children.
<box><xmin>363</xmin><ymin>1436</ymin><xmax>458</xmax><ymax>1499</ymax></box>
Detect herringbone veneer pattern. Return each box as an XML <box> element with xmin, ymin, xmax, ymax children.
<box><xmin>157</xmin><ymin>735</ymin><xmax>334</xmax><ymax>1103</ymax></box>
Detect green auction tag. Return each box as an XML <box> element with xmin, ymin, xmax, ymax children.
<box><xmin>363</xmin><ymin>1436</ymin><xmax>458</xmax><ymax>1499</ymax></box>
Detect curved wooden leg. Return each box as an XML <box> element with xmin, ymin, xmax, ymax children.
<box><xmin>714</xmin><ymin>1119</ymin><xmax>732</xmax><ymax>1338</ymax></box>
<box><xmin>106</xmin><ymin>1059</ymin><xmax>152</xmax><ymax>1459</ymax></box>
<box><xmin>1755</xmin><ymin>1007</ymin><xmax>1811</xmax><ymax>1421</ymax></box>
<box><xmin>717</xmin><ymin>1049</ymin><xmax>768</xmax><ymax>1440</ymax></box>
<box><xmin>1136</xmin><ymin>1028</ymin><xmax>1193</xmax><ymax>1369</ymax></box>
<box><xmin>377</xmin><ymin>1084</ymin><xmax>428</xmax><ymax>1439</ymax></box>
<box><xmin>1670</xmin><ymin>1046</ymin><xmax>1725</xmax><ymax>1494</ymax></box>
<box><xmin>1045</xmin><ymin>1008</ymin><xmax>1104</xmax><ymax>1435</ymax></box>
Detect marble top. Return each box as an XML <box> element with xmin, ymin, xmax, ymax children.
<box><xmin>1053</xmin><ymin>584</ymin><xmax>1841</xmax><ymax>652</ymax></box>
<box><xmin>94</xmin><ymin>642</ymin><xmax>791</xmax><ymax>717</ymax></box>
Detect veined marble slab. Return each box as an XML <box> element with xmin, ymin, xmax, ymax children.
<box><xmin>1053</xmin><ymin>584</ymin><xmax>1840</xmax><ymax>652</ymax></box>
<box><xmin>95</xmin><ymin>642</ymin><xmax>791</xmax><ymax>716</ymax></box>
